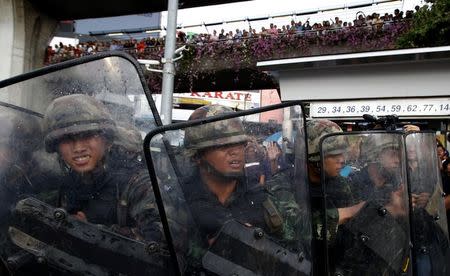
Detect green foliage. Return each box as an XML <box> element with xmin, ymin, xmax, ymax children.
<box><xmin>397</xmin><ymin>0</ymin><xmax>450</xmax><ymax>48</ymax></box>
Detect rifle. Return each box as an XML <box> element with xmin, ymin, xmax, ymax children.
<box><xmin>202</xmin><ymin>220</ymin><xmax>311</xmax><ymax>276</ymax></box>
<box><xmin>10</xmin><ymin>197</ymin><xmax>174</xmax><ymax>276</ymax></box>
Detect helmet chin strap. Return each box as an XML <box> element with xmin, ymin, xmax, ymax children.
<box><xmin>200</xmin><ymin>159</ymin><xmax>243</xmax><ymax>182</ymax></box>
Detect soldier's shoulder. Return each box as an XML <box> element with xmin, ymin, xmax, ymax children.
<box><xmin>125</xmin><ymin>169</ymin><xmax>152</xmax><ymax>188</ymax></box>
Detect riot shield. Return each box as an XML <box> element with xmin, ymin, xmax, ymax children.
<box><xmin>0</xmin><ymin>52</ymin><xmax>166</xmax><ymax>275</ymax></box>
<box><xmin>144</xmin><ymin>103</ymin><xmax>312</xmax><ymax>275</ymax></box>
<box><xmin>320</xmin><ymin>132</ymin><xmax>411</xmax><ymax>276</ymax></box>
<box><xmin>405</xmin><ymin>132</ymin><xmax>450</xmax><ymax>276</ymax></box>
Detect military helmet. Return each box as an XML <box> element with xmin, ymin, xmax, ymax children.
<box><xmin>43</xmin><ymin>94</ymin><xmax>116</xmax><ymax>153</ymax></box>
<box><xmin>306</xmin><ymin>119</ymin><xmax>345</xmax><ymax>162</ymax></box>
<box><xmin>184</xmin><ymin>105</ymin><xmax>248</xmax><ymax>153</ymax></box>
<box><xmin>361</xmin><ymin>134</ymin><xmax>401</xmax><ymax>163</ymax></box>
<box><xmin>113</xmin><ymin>123</ymin><xmax>142</xmax><ymax>154</ymax></box>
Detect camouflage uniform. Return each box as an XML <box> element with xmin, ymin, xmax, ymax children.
<box><xmin>43</xmin><ymin>94</ymin><xmax>163</xmax><ymax>243</ymax></box>
<box><xmin>183</xmin><ymin>105</ymin><xmax>307</xmax><ymax>272</ymax></box>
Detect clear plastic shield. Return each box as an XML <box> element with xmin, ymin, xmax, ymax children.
<box><xmin>321</xmin><ymin>132</ymin><xmax>411</xmax><ymax>276</ymax></box>
<box><xmin>146</xmin><ymin>104</ymin><xmax>312</xmax><ymax>275</ymax></box>
<box><xmin>0</xmin><ymin>54</ymin><xmax>165</xmax><ymax>275</ymax></box>
<box><xmin>405</xmin><ymin>132</ymin><xmax>450</xmax><ymax>275</ymax></box>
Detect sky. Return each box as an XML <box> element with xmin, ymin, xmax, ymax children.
<box><xmin>161</xmin><ymin>0</ymin><xmax>424</xmax><ymax>34</ymax></box>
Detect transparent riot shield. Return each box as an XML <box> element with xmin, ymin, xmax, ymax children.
<box><xmin>144</xmin><ymin>103</ymin><xmax>312</xmax><ymax>275</ymax></box>
<box><xmin>320</xmin><ymin>132</ymin><xmax>411</xmax><ymax>276</ymax></box>
<box><xmin>0</xmin><ymin>53</ymin><xmax>167</xmax><ymax>275</ymax></box>
<box><xmin>405</xmin><ymin>132</ymin><xmax>450</xmax><ymax>276</ymax></box>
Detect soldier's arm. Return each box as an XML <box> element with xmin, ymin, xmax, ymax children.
<box><xmin>126</xmin><ymin>171</ymin><xmax>164</xmax><ymax>242</ymax></box>
<box><xmin>313</xmin><ymin>202</ymin><xmax>365</xmax><ymax>245</ymax></box>
<box><xmin>337</xmin><ymin>201</ymin><xmax>365</xmax><ymax>225</ymax></box>
<box><xmin>126</xmin><ymin>171</ymin><xmax>191</xmax><ymax>260</ymax></box>
<box><xmin>265</xmin><ymin>171</ymin><xmax>310</xmax><ymax>244</ymax></box>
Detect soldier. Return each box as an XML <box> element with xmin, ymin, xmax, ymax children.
<box><xmin>334</xmin><ymin>134</ymin><xmax>411</xmax><ymax>275</ymax></box>
<box><xmin>0</xmin><ymin>108</ymin><xmax>61</xmax><ymax>275</ymax></box>
<box><xmin>43</xmin><ymin>94</ymin><xmax>163</xmax><ymax>243</ymax></box>
<box><xmin>306</xmin><ymin>119</ymin><xmax>365</xmax><ymax>275</ymax></box>
<box><xmin>182</xmin><ymin>104</ymin><xmax>308</xmax><ymax>274</ymax></box>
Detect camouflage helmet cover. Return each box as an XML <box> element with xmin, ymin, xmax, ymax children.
<box><xmin>361</xmin><ymin>134</ymin><xmax>401</xmax><ymax>163</ymax></box>
<box><xmin>43</xmin><ymin>94</ymin><xmax>116</xmax><ymax>153</ymax></box>
<box><xmin>113</xmin><ymin>123</ymin><xmax>142</xmax><ymax>154</ymax></box>
<box><xmin>184</xmin><ymin>105</ymin><xmax>248</xmax><ymax>152</ymax></box>
<box><xmin>306</xmin><ymin>119</ymin><xmax>345</xmax><ymax>162</ymax></box>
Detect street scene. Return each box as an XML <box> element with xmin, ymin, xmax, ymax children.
<box><xmin>0</xmin><ymin>0</ymin><xmax>449</xmax><ymax>275</ymax></box>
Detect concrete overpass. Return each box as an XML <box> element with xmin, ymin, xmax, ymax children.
<box><xmin>0</xmin><ymin>0</ymin><xmax>249</xmax><ymax>81</ymax></box>
<box><xmin>0</xmin><ymin>0</ymin><xmax>57</xmax><ymax>81</ymax></box>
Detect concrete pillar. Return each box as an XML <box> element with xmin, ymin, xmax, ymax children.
<box><xmin>0</xmin><ymin>0</ymin><xmax>57</xmax><ymax>81</ymax></box>
<box><xmin>0</xmin><ymin>0</ymin><xmax>15</xmax><ymax>80</ymax></box>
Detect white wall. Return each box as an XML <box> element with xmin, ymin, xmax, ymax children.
<box><xmin>279</xmin><ymin>60</ymin><xmax>450</xmax><ymax>101</ymax></box>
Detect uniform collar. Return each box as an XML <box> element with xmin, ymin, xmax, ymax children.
<box><xmin>188</xmin><ymin>170</ymin><xmax>248</xmax><ymax>207</ymax></box>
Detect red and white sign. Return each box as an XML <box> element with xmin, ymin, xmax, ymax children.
<box><xmin>134</xmin><ymin>89</ymin><xmax>281</xmax><ymax>122</ymax></box>
<box><xmin>176</xmin><ymin>91</ymin><xmax>260</xmax><ymax>110</ymax></box>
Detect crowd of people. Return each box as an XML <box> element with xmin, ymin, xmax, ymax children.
<box><xmin>180</xmin><ymin>7</ymin><xmax>417</xmax><ymax>45</ymax></box>
<box><xmin>44</xmin><ymin>7</ymin><xmax>421</xmax><ymax>65</ymax></box>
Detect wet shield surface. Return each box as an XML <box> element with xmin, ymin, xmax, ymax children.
<box><xmin>320</xmin><ymin>132</ymin><xmax>411</xmax><ymax>276</ymax></box>
<box><xmin>405</xmin><ymin>132</ymin><xmax>450</xmax><ymax>276</ymax></box>
<box><xmin>144</xmin><ymin>103</ymin><xmax>312</xmax><ymax>275</ymax></box>
<box><xmin>0</xmin><ymin>53</ymin><xmax>165</xmax><ymax>275</ymax></box>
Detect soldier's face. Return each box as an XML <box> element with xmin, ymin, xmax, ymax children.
<box><xmin>437</xmin><ymin>146</ymin><xmax>446</xmax><ymax>160</ymax></box>
<box><xmin>201</xmin><ymin>143</ymin><xmax>245</xmax><ymax>175</ymax></box>
<box><xmin>379</xmin><ymin>148</ymin><xmax>400</xmax><ymax>173</ymax></box>
<box><xmin>58</xmin><ymin>133</ymin><xmax>109</xmax><ymax>173</ymax></box>
<box><xmin>323</xmin><ymin>153</ymin><xmax>345</xmax><ymax>177</ymax></box>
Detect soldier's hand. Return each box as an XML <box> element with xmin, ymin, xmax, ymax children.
<box><xmin>412</xmin><ymin>192</ymin><xmax>430</xmax><ymax>208</ymax></box>
<box><xmin>338</xmin><ymin>201</ymin><xmax>365</xmax><ymax>225</ymax></box>
<box><xmin>403</xmin><ymin>125</ymin><xmax>420</xmax><ymax>132</ymax></box>
<box><xmin>445</xmin><ymin>195</ymin><xmax>450</xmax><ymax>210</ymax></box>
<box><xmin>266</xmin><ymin>142</ymin><xmax>281</xmax><ymax>162</ymax></box>
<box><xmin>74</xmin><ymin>211</ymin><xmax>87</xmax><ymax>222</ymax></box>
<box><xmin>110</xmin><ymin>225</ymin><xmax>144</xmax><ymax>241</ymax></box>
